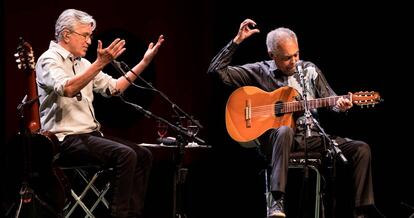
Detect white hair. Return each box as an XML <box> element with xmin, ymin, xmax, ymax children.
<box><xmin>55</xmin><ymin>9</ymin><xmax>96</xmax><ymax>41</ymax></box>
<box><xmin>266</xmin><ymin>27</ymin><xmax>298</xmax><ymax>55</ymax></box>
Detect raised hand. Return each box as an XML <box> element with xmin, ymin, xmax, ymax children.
<box><xmin>96</xmin><ymin>38</ymin><xmax>126</xmax><ymax>66</ymax></box>
<box><xmin>142</xmin><ymin>35</ymin><xmax>165</xmax><ymax>65</ymax></box>
<box><xmin>233</xmin><ymin>18</ymin><xmax>260</xmax><ymax>44</ymax></box>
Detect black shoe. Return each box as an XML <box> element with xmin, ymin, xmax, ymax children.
<box><xmin>355</xmin><ymin>206</ymin><xmax>369</xmax><ymax>218</ymax></box>
<box><xmin>268</xmin><ymin>196</ymin><xmax>286</xmax><ymax>218</ymax></box>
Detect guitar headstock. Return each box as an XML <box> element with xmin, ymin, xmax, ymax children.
<box><xmin>351</xmin><ymin>91</ymin><xmax>382</xmax><ymax>108</ymax></box>
<box><xmin>15</xmin><ymin>37</ymin><xmax>35</xmax><ymax>71</ymax></box>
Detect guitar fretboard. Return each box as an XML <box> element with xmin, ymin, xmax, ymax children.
<box><xmin>278</xmin><ymin>95</ymin><xmax>350</xmax><ymax>113</ymax></box>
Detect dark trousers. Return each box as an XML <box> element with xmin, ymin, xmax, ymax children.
<box><xmin>260</xmin><ymin>126</ymin><xmax>374</xmax><ymax>207</ymax></box>
<box><xmin>58</xmin><ymin>131</ymin><xmax>152</xmax><ymax>218</ymax></box>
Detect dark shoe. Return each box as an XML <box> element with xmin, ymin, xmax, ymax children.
<box><xmin>268</xmin><ymin>196</ymin><xmax>286</xmax><ymax>218</ymax></box>
<box><xmin>355</xmin><ymin>206</ymin><xmax>369</xmax><ymax>218</ymax></box>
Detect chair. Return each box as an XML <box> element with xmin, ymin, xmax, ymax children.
<box><xmin>263</xmin><ymin>151</ymin><xmax>324</xmax><ymax>218</ymax></box>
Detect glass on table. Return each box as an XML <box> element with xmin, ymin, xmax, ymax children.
<box><xmin>186</xmin><ymin>119</ymin><xmax>199</xmax><ymax>146</ymax></box>
<box><xmin>156</xmin><ymin>120</ymin><xmax>168</xmax><ymax>145</ymax></box>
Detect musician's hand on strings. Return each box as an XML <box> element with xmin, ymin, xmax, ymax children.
<box><xmin>336</xmin><ymin>95</ymin><xmax>353</xmax><ymax>112</ymax></box>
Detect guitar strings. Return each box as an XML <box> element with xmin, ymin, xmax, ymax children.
<box><xmin>249</xmin><ymin>96</ymin><xmax>343</xmax><ymax>117</ymax></box>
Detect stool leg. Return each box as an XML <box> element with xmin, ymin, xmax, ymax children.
<box><xmin>89</xmin><ymin>182</ymin><xmax>111</xmax><ymax>212</ymax></box>
<box><xmin>264</xmin><ymin>169</ymin><xmax>271</xmax><ymax>216</ymax></box>
<box><xmin>310</xmin><ymin>165</ymin><xmax>321</xmax><ymax>218</ymax></box>
<box><xmin>65</xmin><ymin>169</ymin><xmax>102</xmax><ymax>218</ymax></box>
<box><xmin>65</xmin><ymin>189</ymin><xmax>95</xmax><ymax>218</ymax></box>
<box><xmin>288</xmin><ymin>164</ymin><xmax>322</xmax><ymax>218</ymax></box>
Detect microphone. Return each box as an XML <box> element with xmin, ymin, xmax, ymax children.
<box><xmin>297</xmin><ymin>60</ymin><xmax>312</xmax><ymax>137</ymax></box>
<box><xmin>332</xmin><ymin>141</ymin><xmax>348</xmax><ymax>164</ymax></box>
<box><xmin>296</xmin><ymin>60</ymin><xmax>303</xmax><ymax>75</ymax></box>
<box><xmin>334</xmin><ymin>146</ymin><xmax>348</xmax><ymax>164</ymax></box>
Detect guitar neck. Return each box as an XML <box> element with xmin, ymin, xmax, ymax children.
<box><xmin>283</xmin><ymin>94</ymin><xmax>349</xmax><ymax>113</ymax></box>
<box><xmin>24</xmin><ymin>69</ymin><xmax>41</xmax><ymax>133</ymax></box>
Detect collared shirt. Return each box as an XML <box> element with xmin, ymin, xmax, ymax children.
<box><xmin>36</xmin><ymin>41</ymin><xmax>117</xmax><ymax>141</ymax></box>
<box><xmin>207</xmin><ymin>40</ymin><xmax>340</xmax><ymax>135</ymax></box>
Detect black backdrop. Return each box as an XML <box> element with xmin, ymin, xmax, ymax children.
<box><xmin>1</xmin><ymin>0</ymin><xmax>412</xmax><ymax>217</ymax></box>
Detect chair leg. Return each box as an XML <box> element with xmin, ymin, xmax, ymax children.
<box><xmin>89</xmin><ymin>182</ymin><xmax>110</xmax><ymax>213</ymax></box>
<box><xmin>288</xmin><ymin>164</ymin><xmax>322</xmax><ymax>218</ymax></box>
<box><xmin>309</xmin><ymin>165</ymin><xmax>321</xmax><ymax>218</ymax></box>
<box><xmin>264</xmin><ymin>169</ymin><xmax>272</xmax><ymax>216</ymax></box>
<box><xmin>77</xmin><ymin>169</ymin><xmax>110</xmax><ymax>209</ymax></box>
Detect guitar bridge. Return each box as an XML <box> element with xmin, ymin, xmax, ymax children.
<box><xmin>245</xmin><ymin>99</ymin><xmax>251</xmax><ymax>128</ymax></box>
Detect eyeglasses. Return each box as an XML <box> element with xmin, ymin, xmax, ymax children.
<box><xmin>71</xmin><ymin>31</ymin><xmax>93</xmax><ymax>41</ymax></box>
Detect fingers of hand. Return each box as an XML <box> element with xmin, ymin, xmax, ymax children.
<box><xmin>102</xmin><ymin>39</ymin><xmax>126</xmax><ymax>60</ymax></box>
<box><xmin>240</xmin><ymin>19</ymin><xmax>259</xmax><ymax>35</ymax></box>
<box><xmin>111</xmin><ymin>39</ymin><xmax>126</xmax><ymax>53</ymax></box>
<box><xmin>337</xmin><ymin>98</ymin><xmax>352</xmax><ymax>110</ymax></box>
<box><xmin>158</xmin><ymin>34</ymin><xmax>165</xmax><ymax>42</ymax></box>
<box><xmin>148</xmin><ymin>42</ymin><xmax>154</xmax><ymax>49</ymax></box>
<box><xmin>108</xmin><ymin>38</ymin><xmax>122</xmax><ymax>50</ymax></box>
<box><xmin>97</xmin><ymin>40</ymin><xmax>103</xmax><ymax>50</ymax></box>
<box><xmin>113</xmin><ymin>48</ymin><xmax>126</xmax><ymax>59</ymax></box>
<box><xmin>157</xmin><ymin>35</ymin><xmax>165</xmax><ymax>46</ymax></box>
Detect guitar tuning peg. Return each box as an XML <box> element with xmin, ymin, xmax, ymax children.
<box><xmin>14</xmin><ymin>53</ymin><xmax>19</xmax><ymax>57</ymax></box>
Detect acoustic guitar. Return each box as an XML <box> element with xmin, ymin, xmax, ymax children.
<box><xmin>225</xmin><ymin>86</ymin><xmax>381</xmax><ymax>142</ymax></box>
<box><xmin>14</xmin><ymin>38</ymin><xmax>69</xmax><ymax>216</ymax></box>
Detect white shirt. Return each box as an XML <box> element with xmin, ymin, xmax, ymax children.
<box><xmin>36</xmin><ymin>41</ymin><xmax>117</xmax><ymax>141</ymax></box>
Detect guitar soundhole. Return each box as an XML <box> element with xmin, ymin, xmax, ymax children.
<box><xmin>274</xmin><ymin>101</ymin><xmax>284</xmax><ymax>116</ymax></box>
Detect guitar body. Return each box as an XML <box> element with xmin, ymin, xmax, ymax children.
<box><xmin>7</xmin><ymin>132</ymin><xmax>68</xmax><ymax>217</ymax></box>
<box><xmin>226</xmin><ymin>86</ymin><xmax>299</xmax><ymax>142</ymax></box>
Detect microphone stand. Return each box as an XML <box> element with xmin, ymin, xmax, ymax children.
<box><xmin>119</xmin><ymin>96</ymin><xmax>204</xmax><ymax>145</ymax></box>
<box><xmin>311</xmin><ymin>116</ymin><xmax>348</xmax><ymax>218</ymax></box>
<box><xmin>297</xmin><ymin>63</ymin><xmax>348</xmax><ymax>217</ymax></box>
<box><xmin>115</xmin><ymin>60</ymin><xmax>203</xmax><ymax>129</ymax></box>
<box><xmin>116</xmin><ymin>63</ymin><xmax>205</xmax><ymax>218</ymax></box>
<box><xmin>119</xmin><ymin>96</ymin><xmax>203</xmax><ymax>218</ymax></box>
<box><xmin>114</xmin><ymin>59</ymin><xmax>206</xmax><ymax>218</ymax></box>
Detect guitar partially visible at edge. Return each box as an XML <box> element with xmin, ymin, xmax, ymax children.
<box><xmin>225</xmin><ymin>86</ymin><xmax>381</xmax><ymax>142</ymax></box>
<box><xmin>14</xmin><ymin>38</ymin><xmax>69</xmax><ymax>216</ymax></box>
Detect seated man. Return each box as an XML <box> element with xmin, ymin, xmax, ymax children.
<box><xmin>35</xmin><ymin>8</ymin><xmax>164</xmax><ymax>218</ymax></box>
